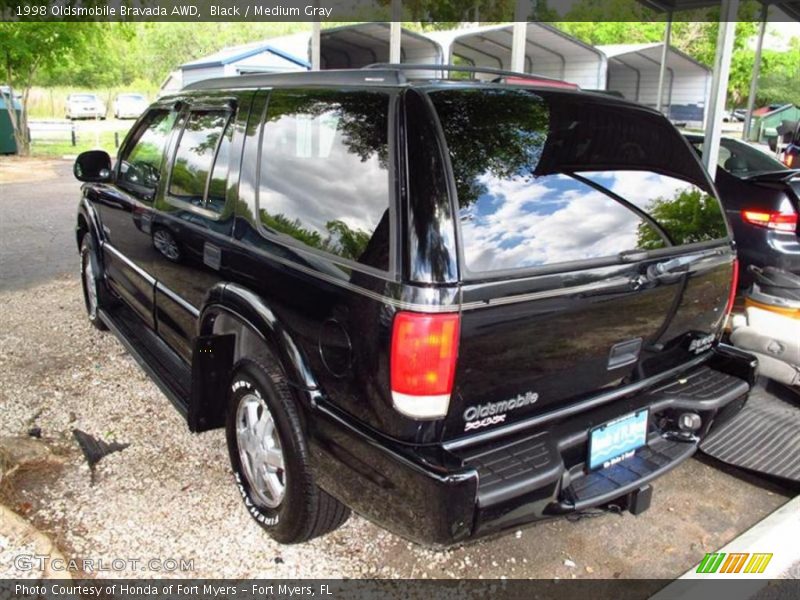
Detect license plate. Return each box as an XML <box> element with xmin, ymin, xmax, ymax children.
<box><xmin>588</xmin><ymin>409</ymin><xmax>649</xmax><ymax>470</ymax></box>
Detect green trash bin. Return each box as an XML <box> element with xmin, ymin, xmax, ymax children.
<box><xmin>0</xmin><ymin>87</ymin><xmax>22</xmax><ymax>154</ymax></box>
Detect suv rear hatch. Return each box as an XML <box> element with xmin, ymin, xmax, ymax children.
<box><xmin>424</xmin><ymin>87</ymin><xmax>736</xmax><ymax>442</ymax></box>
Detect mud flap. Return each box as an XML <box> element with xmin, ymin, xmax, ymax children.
<box><xmin>189</xmin><ymin>334</ymin><xmax>235</xmax><ymax>433</ymax></box>
<box><xmin>700</xmin><ymin>380</ymin><xmax>800</xmax><ymax>483</ymax></box>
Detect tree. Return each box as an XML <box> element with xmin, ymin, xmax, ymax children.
<box><xmin>0</xmin><ymin>22</ymin><xmax>107</xmax><ymax>154</ymax></box>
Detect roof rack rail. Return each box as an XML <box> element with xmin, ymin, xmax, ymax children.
<box><xmin>362</xmin><ymin>63</ymin><xmax>566</xmax><ymax>84</ymax></box>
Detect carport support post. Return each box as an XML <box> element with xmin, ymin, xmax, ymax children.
<box><xmin>743</xmin><ymin>3</ymin><xmax>768</xmax><ymax>140</ymax></box>
<box><xmin>702</xmin><ymin>0</ymin><xmax>739</xmax><ymax>179</ymax></box>
<box><xmin>510</xmin><ymin>1</ymin><xmax>528</xmax><ymax>72</ymax></box>
<box><xmin>656</xmin><ymin>12</ymin><xmax>672</xmax><ymax>113</ymax></box>
<box><xmin>390</xmin><ymin>0</ymin><xmax>402</xmax><ymax>64</ymax></box>
<box><xmin>311</xmin><ymin>21</ymin><xmax>321</xmax><ymax>71</ymax></box>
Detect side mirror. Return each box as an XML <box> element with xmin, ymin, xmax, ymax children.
<box><xmin>74</xmin><ymin>150</ymin><xmax>112</xmax><ymax>183</ymax></box>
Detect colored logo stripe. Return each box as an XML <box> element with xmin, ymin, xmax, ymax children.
<box><xmin>744</xmin><ymin>553</ymin><xmax>773</xmax><ymax>574</ymax></box>
<box><xmin>720</xmin><ymin>553</ymin><xmax>748</xmax><ymax>573</ymax></box>
<box><xmin>696</xmin><ymin>552</ymin><xmax>773</xmax><ymax>574</ymax></box>
<box><xmin>697</xmin><ymin>553</ymin><xmax>725</xmax><ymax>573</ymax></box>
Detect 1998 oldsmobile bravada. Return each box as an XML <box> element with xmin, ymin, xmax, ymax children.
<box><xmin>73</xmin><ymin>65</ymin><xmax>756</xmax><ymax>545</ymax></box>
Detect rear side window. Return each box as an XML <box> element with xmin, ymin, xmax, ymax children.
<box><xmin>257</xmin><ymin>89</ymin><xmax>391</xmax><ymax>271</ymax></box>
<box><xmin>429</xmin><ymin>88</ymin><xmax>726</xmax><ymax>274</ymax></box>
<box><xmin>168</xmin><ymin>109</ymin><xmax>233</xmax><ymax>214</ymax></box>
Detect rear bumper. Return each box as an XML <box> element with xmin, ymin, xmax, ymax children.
<box><xmin>307</xmin><ymin>345</ymin><xmax>756</xmax><ymax>546</ymax></box>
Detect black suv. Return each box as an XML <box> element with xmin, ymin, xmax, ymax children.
<box><xmin>73</xmin><ymin>66</ymin><xmax>756</xmax><ymax>546</ymax></box>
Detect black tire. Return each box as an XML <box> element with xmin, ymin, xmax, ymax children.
<box><xmin>79</xmin><ymin>235</ymin><xmax>109</xmax><ymax>331</ymax></box>
<box><xmin>225</xmin><ymin>358</ymin><xmax>349</xmax><ymax>543</ymax></box>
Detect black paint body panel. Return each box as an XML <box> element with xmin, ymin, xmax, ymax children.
<box><xmin>75</xmin><ymin>73</ymin><xmax>753</xmax><ymax>545</ymax></box>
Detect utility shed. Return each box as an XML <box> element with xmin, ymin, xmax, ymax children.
<box><xmin>427</xmin><ymin>24</ymin><xmax>606</xmax><ymax>89</ymax></box>
<box><xmin>179</xmin><ymin>41</ymin><xmax>309</xmax><ymax>88</ymax></box>
<box><xmin>598</xmin><ymin>43</ymin><xmax>711</xmax><ymax>125</ymax></box>
<box><xmin>747</xmin><ymin>103</ymin><xmax>800</xmax><ymax>143</ymax></box>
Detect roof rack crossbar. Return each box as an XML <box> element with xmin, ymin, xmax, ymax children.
<box><xmin>362</xmin><ymin>63</ymin><xmax>565</xmax><ymax>84</ymax></box>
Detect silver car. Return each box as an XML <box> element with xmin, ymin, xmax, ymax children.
<box><xmin>65</xmin><ymin>93</ymin><xmax>106</xmax><ymax>120</ymax></box>
<box><xmin>112</xmin><ymin>93</ymin><xmax>148</xmax><ymax>119</ymax></box>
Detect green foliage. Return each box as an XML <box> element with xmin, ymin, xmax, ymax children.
<box><xmin>0</xmin><ymin>22</ymin><xmax>108</xmax><ymax>153</ymax></box>
<box><xmin>754</xmin><ymin>39</ymin><xmax>800</xmax><ymax>107</ymax></box>
<box><xmin>637</xmin><ymin>189</ymin><xmax>727</xmax><ymax>250</ymax></box>
<box><xmin>259</xmin><ymin>212</ymin><xmax>371</xmax><ymax>261</ymax></box>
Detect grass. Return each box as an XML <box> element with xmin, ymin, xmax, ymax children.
<box><xmin>30</xmin><ymin>130</ymin><xmax>125</xmax><ymax>158</ymax></box>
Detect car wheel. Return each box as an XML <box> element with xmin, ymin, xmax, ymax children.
<box><xmin>80</xmin><ymin>235</ymin><xmax>109</xmax><ymax>331</ymax></box>
<box><xmin>225</xmin><ymin>359</ymin><xmax>350</xmax><ymax>543</ymax></box>
<box><xmin>152</xmin><ymin>227</ymin><xmax>182</xmax><ymax>262</ymax></box>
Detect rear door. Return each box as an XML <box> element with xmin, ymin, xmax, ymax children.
<box><xmin>426</xmin><ymin>88</ymin><xmax>735</xmax><ymax>441</ymax></box>
<box><xmin>150</xmin><ymin>95</ymin><xmax>247</xmax><ymax>362</ymax></box>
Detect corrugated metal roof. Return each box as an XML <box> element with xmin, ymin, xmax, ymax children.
<box><xmin>182</xmin><ymin>42</ymin><xmax>308</xmax><ymax>70</ymax></box>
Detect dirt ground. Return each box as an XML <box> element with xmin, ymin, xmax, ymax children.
<box><xmin>0</xmin><ymin>158</ymin><xmax>794</xmax><ymax>580</ymax></box>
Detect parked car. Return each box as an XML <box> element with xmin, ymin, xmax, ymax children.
<box><xmin>723</xmin><ymin>109</ymin><xmax>744</xmax><ymax>123</ymax></box>
<box><xmin>112</xmin><ymin>93</ymin><xmax>149</xmax><ymax>119</ymax></box>
<box><xmin>685</xmin><ymin>134</ymin><xmax>800</xmax><ymax>287</ymax></box>
<box><xmin>73</xmin><ymin>67</ymin><xmax>754</xmax><ymax>546</ymax></box>
<box><xmin>65</xmin><ymin>93</ymin><xmax>106</xmax><ymax>120</ymax></box>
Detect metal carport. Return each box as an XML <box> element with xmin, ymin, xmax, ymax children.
<box><xmin>319</xmin><ymin>23</ymin><xmax>441</xmax><ymax>68</ymax></box>
<box><xmin>426</xmin><ymin>23</ymin><xmax>606</xmax><ymax>89</ymax></box>
<box><xmin>599</xmin><ymin>43</ymin><xmax>711</xmax><ymax>126</ymax></box>
<box><xmin>267</xmin><ymin>24</ymin><xmax>442</xmax><ymax>71</ymax></box>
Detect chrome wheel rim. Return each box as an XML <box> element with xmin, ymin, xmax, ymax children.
<box><xmin>153</xmin><ymin>230</ymin><xmax>180</xmax><ymax>261</ymax></box>
<box><xmin>236</xmin><ymin>393</ymin><xmax>285</xmax><ymax>509</ymax></box>
<box><xmin>83</xmin><ymin>253</ymin><xmax>98</xmax><ymax>318</ymax></box>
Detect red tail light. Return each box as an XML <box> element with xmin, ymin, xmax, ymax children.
<box><xmin>725</xmin><ymin>258</ymin><xmax>739</xmax><ymax>316</ymax></box>
<box><xmin>741</xmin><ymin>210</ymin><xmax>798</xmax><ymax>232</ymax></box>
<box><xmin>785</xmin><ymin>153</ymin><xmax>795</xmax><ymax>168</ymax></box>
<box><xmin>390</xmin><ymin>312</ymin><xmax>460</xmax><ymax>419</ymax></box>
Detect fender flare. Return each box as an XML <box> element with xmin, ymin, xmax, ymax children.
<box><xmin>190</xmin><ymin>282</ymin><xmax>320</xmax><ymax>432</ymax></box>
<box><xmin>77</xmin><ymin>193</ymin><xmax>104</xmax><ymax>255</ymax></box>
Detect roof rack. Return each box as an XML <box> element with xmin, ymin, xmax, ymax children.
<box><xmin>362</xmin><ymin>63</ymin><xmax>567</xmax><ymax>84</ymax></box>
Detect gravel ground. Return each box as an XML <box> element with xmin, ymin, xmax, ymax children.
<box><xmin>0</xmin><ymin>274</ymin><xmax>792</xmax><ymax>580</ymax></box>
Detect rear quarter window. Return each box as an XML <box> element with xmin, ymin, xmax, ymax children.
<box><xmin>428</xmin><ymin>88</ymin><xmax>727</xmax><ymax>275</ymax></box>
<box><xmin>256</xmin><ymin>88</ymin><xmax>392</xmax><ymax>273</ymax></box>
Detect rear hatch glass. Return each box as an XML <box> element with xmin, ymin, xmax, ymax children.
<box><xmin>427</xmin><ymin>87</ymin><xmax>734</xmax><ymax>441</ymax></box>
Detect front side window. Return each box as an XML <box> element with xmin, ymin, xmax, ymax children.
<box><xmin>168</xmin><ymin>109</ymin><xmax>232</xmax><ymax>214</ymax></box>
<box><xmin>429</xmin><ymin>88</ymin><xmax>727</xmax><ymax>274</ymax></box>
<box><xmin>257</xmin><ymin>89</ymin><xmax>391</xmax><ymax>271</ymax></box>
<box><xmin>118</xmin><ymin>109</ymin><xmax>177</xmax><ymax>201</ymax></box>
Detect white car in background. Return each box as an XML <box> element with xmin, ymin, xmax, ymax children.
<box><xmin>112</xmin><ymin>93</ymin><xmax>148</xmax><ymax>119</ymax></box>
<box><xmin>65</xmin><ymin>94</ymin><xmax>106</xmax><ymax>120</ymax></box>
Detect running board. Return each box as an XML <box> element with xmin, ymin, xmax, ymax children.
<box><xmin>700</xmin><ymin>380</ymin><xmax>800</xmax><ymax>483</ymax></box>
<box><xmin>99</xmin><ymin>304</ymin><xmax>191</xmax><ymax>418</ymax></box>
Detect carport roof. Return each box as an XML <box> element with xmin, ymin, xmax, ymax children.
<box><xmin>428</xmin><ymin>23</ymin><xmax>602</xmax><ymax>63</ymax></box>
<box><xmin>319</xmin><ymin>23</ymin><xmax>443</xmax><ymax>66</ymax></box>
<box><xmin>182</xmin><ymin>41</ymin><xmax>309</xmax><ymax>70</ymax></box>
<box><xmin>598</xmin><ymin>43</ymin><xmax>710</xmax><ymax>73</ymax></box>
